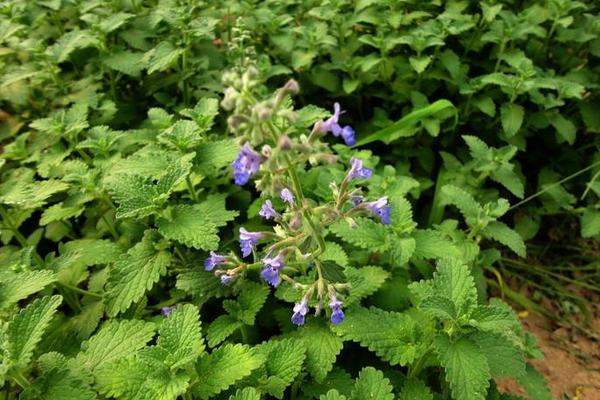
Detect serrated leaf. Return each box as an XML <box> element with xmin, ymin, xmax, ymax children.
<box><xmin>193</xmin><ymin>343</ymin><xmax>265</xmax><ymax>399</ymax></box>
<box><xmin>332</xmin><ymin>307</ymin><xmax>427</xmax><ymax>366</ymax></box>
<box><xmin>321</xmin><ymin>390</ymin><xmax>348</xmax><ymax>400</ymax></box>
<box><xmin>254</xmin><ymin>338</ymin><xmax>306</xmax><ymax>398</ymax></box>
<box><xmin>102</xmin><ymin>50</ymin><xmax>145</xmax><ymax>76</ymax></box>
<box><xmin>144</xmin><ymin>41</ymin><xmax>184</xmax><ymax>74</ymax></box>
<box><xmin>229</xmin><ymin>388</ymin><xmax>261</xmax><ymax>400</ymax></box>
<box><xmin>470</xmin><ymin>331</ymin><xmax>525</xmax><ymax>378</ymax></box>
<box><xmin>435</xmin><ymin>335</ymin><xmax>490</xmax><ymax>400</ymax></box>
<box><xmin>7</xmin><ymin>295</ymin><xmax>62</xmax><ymax>368</ymax></box>
<box><xmin>345</xmin><ymin>266</ymin><xmax>389</xmax><ymax>305</ymax></box>
<box><xmin>350</xmin><ymin>367</ymin><xmax>394</xmax><ymax>400</ymax></box>
<box><xmin>500</xmin><ymin>103</ymin><xmax>524</xmax><ymax>137</ymax></box>
<box><xmin>46</xmin><ymin>29</ymin><xmax>99</xmax><ymax>62</ymax></box>
<box><xmin>412</xmin><ymin>229</ymin><xmax>460</xmax><ymax>260</ymax></box>
<box><xmin>223</xmin><ymin>282</ymin><xmax>269</xmax><ymax>325</ymax></box>
<box><xmin>420</xmin><ymin>295</ymin><xmax>457</xmax><ymax>320</ymax></box>
<box><xmin>517</xmin><ymin>363</ymin><xmax>552</xmax><ymax>400</ymax></box>
<box><xmin>581</xmin><ymin>208</ymin><xmax>600</xmax><ymax>238</ymax></box>
<box><xmin>158</xmin><ymin>304</ymin><xmax>205</xmax><ymax>368</ymax></box>
<box><xmin>330</xmin><ymin>218</ymin><xmax>389</xmax><ymax>251</ymax></box>
<box><xmin>206</xmin><ymin>315</ymin><xmax>243</xmax><ymax>348</ymax></box>
<box><xmin>431</xmin><ymin>259</ymin><xmax>478</xmax><ymax>316</ymax></box>
<box><xmin>481</xmin><ymin>221</ymin><xmax>526</xmax><ymax>257</ymax></box>
<box><xmin>292</xmin><ymin>320</ymin><xmax>343</xmax><ymax>382</ymax></box>
<box><xmin>176</xmin><ymin>270</ymin><xmax>228</xmax><ymax>306</ymax></box>
<box><xmin>441</xmin><ymin>185</ymin><xmax>482</xmax><ymax>222</ymax></box>
<box><xmin>469</xmin><ymin>302</ymin><xmax>521</xmax><ymax>334</ymax></box>
<box><xmin>21</xmin><ymin>352</ymin><xmax>95</xmax><ymax>400</ymax></box>
<box><xmin>321</xmin><ymin>242</ymin><xmax>349</xmax><ymax>268</ymax></box>
<box><xmin>0</xmin><ymin>270</ymin><xmax>56</xmax><ymax>309</ymax></box>
<box><xmin>106</xmin><ymin>230</ymin><xmax>171</xmax><ymax>316</ymax></box>
<box><xmin>75</xmin><ymin>319</ymin><xmax>155</xmax><ymax>372</ymax></box>
<box><xmin>61</xmin><ymin>239</ymin><xmax>122</xmax><ymax>266</ymax></box>
<box><xmin>399</xmin><ymin>378</ymin><xmax>433</xmax><ymax>400</ymax></box>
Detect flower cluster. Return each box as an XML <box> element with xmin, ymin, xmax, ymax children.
<box><xmin>206</xmin><ymin>71</ymin><xmax>392</xmax><ymax>327</ymax></box>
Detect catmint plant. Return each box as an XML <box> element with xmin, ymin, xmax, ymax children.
<box><xmin>206</xmin><ymin>67</ymin><xmax>390</xmax><ymax>326</ymax></box>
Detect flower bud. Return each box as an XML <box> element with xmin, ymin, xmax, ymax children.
<box><xmin>282</xmin><ymin>79</ymin><xmax>300</xmax><ymax>94</ymax></box>
<box><xmin>261</xmin><ymin>144</ymin><xmax>272</xmax><ymax>158</ymax></box>
<box><xmin>256</xmin><ymin>104</ymin><xmax>272</xmax><ymax>121</ymax></box>
<box><xmin>289</xmin><ymin>212</ymin><xmax>303</xmax><ymax>230</ymax></box>
<box><xmin>227</xmin><ymin>115</ymin><xmax>247</xmax><ymax>130</ymax></box>
<box><xmin>278</xmin><ymin>134</ymin><xmax>292</xmax><ymax>150</ymax></box>
<box><xmin>221</xmin><ymin>87</ymin><xmax>239</xmax><ymax>110</ymax></box>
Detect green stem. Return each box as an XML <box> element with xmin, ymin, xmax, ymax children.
<box><xmin>239</xmin><ymin>324</ymin><xmax>249</xmax><ymax>344</ymax></box>
<box><xmin>186</xmin><ymin>176</ymin><xmax>199</xmax><ymax>202</ymax></box>
<box><xmin>509</xmin><ymin>160</ymin><xmax>600</xmax><ymax>211</ymax></box>
<box><xmin>9</xmin><ymin>371</ymin><xmax>30</xmax><ymax>389</ymax></box>
<box><xmin>56</xmin><ymin>282</ymin><xmax>103</xmax><ymax>299</ymax></box>
<box><xmin>100</xmin><ymin>214</ymin><xmax>119</xmax><ymax>240</ymax></box>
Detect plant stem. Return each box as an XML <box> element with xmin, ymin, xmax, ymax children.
<box><xmin>56</xmin><ymin>282</ymin><xmax>103</xmax><ymax>299</ymax></box>
<box><xmin>100</xmin><ymin>214</ymin><xmax>119</xmax><ymax>240</ymax></box>
<box><xmin>9</xmin><ymin>371</ymin><xmax>30</xmax><ymax>389</ymax></box>
<box><xmin>239</xmin><ymin>325</ymin><xmax>249</xmax><ymax>344</ymax></box>
<box><xmin>186</xmin><ymin>176</ymin><xmax>199</xmax><ymax>202</ymax></box>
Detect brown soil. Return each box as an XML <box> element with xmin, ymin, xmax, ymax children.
<box><xmin>497</xmin><ymin>312</ymin><xmax>600</xmax><ymax>399</ymax></box>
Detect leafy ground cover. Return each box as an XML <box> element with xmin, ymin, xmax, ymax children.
<box><xmin>0</xmin><ymin>1</ymin><xmax>599</xmax><ymax>399</ymax></box>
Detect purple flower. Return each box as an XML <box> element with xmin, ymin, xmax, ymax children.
<box><xmin>348</xmin><ymin>157</ymin><xmax>372</xmax><ymax>180</ymax></box>
<box><xmin>220</xmin><ymin>275</ymin><xmax>234</xmax><ymax>285</ymax></box>
<box><xmin>351</xmin><ymin>195</ymin><xmax>364</xmax><ymax>206</ymax></box>
<box><xmin>260</xmin><ymin>252</ymin><xmax>285</xmax><ymax>287</ymax></box>
<box><xmin>280</xmin><ymin>188</ymin><xmax>295</xmax><ymax>205</ymax></box>
<box><xmin>239</xmin><ymin>227</ymin><xmax>264</xmax><ymax>258</ymax></box>
<box><xmin>363</xmin><ymin>197</ymin><xmax>391</xmax><ymax>225</ymax></box>
<box><xmin>161</xmin><ymin>306</ymin><xmax>176</xmax><ymax>316</ymax></box>
<box><xmin>341</xmin><ymin>126</ymin><xmax>356</xmax><ymax>146</ymax></box>
<box><xmin>329</xmin><ymin>295</ymin><xmax>344</xmax><ymax>325</ymax></box>
<box><xmin>259</xmin><ymin>200</ymin><xmax>279</xmax><ymax>220</ymax></box>
<box><xmin>291</xmin><ymin>297</ymin><xmax>309</xmax><ymax>326</ymax></box>
<box><xmin>318</xmin><ymin>103</ymin><xmax>356</xmax><ymax>147</ymax></box>
<box><xmin>231</xmin><ymin>143</ymin><xmax>262</xmax><ymax>186</ymax></box>
<box><xmin>204</xmin><ymin>251</ymin><xmax>227</xmax><ymax>271</ymax></box>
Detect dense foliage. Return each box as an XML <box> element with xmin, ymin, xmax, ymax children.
<box><xmin>0</xmin><ymin>0</ymin><xmax>598</xmax><ymax>399</ymax></box>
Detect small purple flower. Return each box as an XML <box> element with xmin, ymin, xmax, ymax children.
<box><xmin>231</xmin><ymin>143</ymin><xmax>262</xmax><ymax>186</ymax></box>
<box><xmin>351</xmin><ymin>195</ymin><xmax>364</xmax><ymax>206</ymax></box>
<box><xmin>348</xmin><ymin>157</ymin><xmax>372</xmax><ymax>180</ymax></box>
<box><xmin>329</xmin><ymin>295</ymin><xmax>344</xmax><ymax>325</ymax></box>
<box><xmin>220</xmin><ymin>275</ymin><xmax>234</xmax><ymax>285</ymax></box>
<box><xmin>291</xmin><ymin>297</ymin><xmax>309</xmax><ymax>326</ymax></box>
<box><xmin>239</xmin><ymin>227</ymin><xmax>264</xmax><ymax>258</ymax></box>
<box><xmin>318</xmin><ymin>103</ymin><xmax>356</xmax><ymax>147</ymax></box>
<box><xmin>341</xmin><ymin>126</ymin><xmax>356</xmax><ymax>146</ymax></box>
<box><xmin>260</xmin><ymin>252</ymin><xmax>285</xmax><ymax>287</ymax></box>
<box><xmin>204</xmin><ymin>251</ymin><xmax>227</xmax><ymax>271</ymax></box>
<box><xmin>280</xmin><ymin>188</ymin><xmax>295</xmax><ymax>205</ymax></box>
<box><xmin>161</xmin><ymin>306</ymin><xmax>176</xmax><ymax>316</ymax></box>
<box><xmin>259</xmin><ymin>200</ymin><xmax>279</xmax><ymax>220</ymax></box>
<box><xmin>363</xmin><ymin>197</ymin><xmax>391</xmax><ymax>225</ymax></box>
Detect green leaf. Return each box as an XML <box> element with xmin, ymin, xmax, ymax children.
<box><xmin>356</xmin><ymin>99</ymin><xmax>456</xmax><ymax>146</ymax></box>
<box><xmin>321</xmin><ymin>242</ymin><xmax>349</xmax><ymax>268</ymax></box>
<box><xmin>176</xmin><ymin>271</ymin><xmax>228</xmax><ymax>306</ymax></box>
<box><xmin>420</xmin><ymin>295</ymin><xmax>457</xmax><ymax>320</ymax></box>
<box><xmin>412</xmin><ymin>229</ymin><xmax>460</xmax><ymax>260</ymax></box>
<box><xmin>430</xmin><ymin>259</ymin><xmax>478</xmax><ymax>316</ymax></box>
<box><xmin>21</xmin><ymin>353</ymin><xmax>95</xmax><ymax>400</ymax></box>
<box><xmin>350</xmin><ymin>367</ymin><xmax>394</xmax><ymax>400</ymax></box>
<box><xmin>399</xmin><ymin>378</ymin><xmax>433</xmax><ymax>400</ymax></box>
<box><xmin>321</xmin><ymin>390</ymin><xmax>348</xmax><ymax>400</ymax></box>
<box><xmin>94</xmin><ymin>356</ymin><xmax>189</xmax><ymax>400</ymax></box>
<box><xmin>75</xmin><ymin>319</ymin><xmax>155</xmax><ymax>372</ymax></box>
<box><xmin>409</xmin><ymin>55</ymin><xmax>432</xmax><ymax>74</ymax></box>
<box><xmin>292</xmin><ymin>320</ymin><xmax>343</xmax><ymax>382</ymax></box>
<box><xmin>330</xmin><ymin>218</ymin><xmax>389</xmax><ymax>251</ymax></box>
<box><xmin>320</xmin><ymin>260</ymin><xmax>347</xmax><ymax>283</ymax></box>
<box><xmin>223</xmin><ymin>282</ymin><xmax>269</xmax><ymax>325</ymax></box>
<box><xmin>500</xmin><ymin>103</ymin><xmax>524</xmax><ymax>137</ymax></box>
<box><xmin>481</xmin><ymin>221</ymin><xmax>526</xmax><ymax>257</ymax></box>
<box><xmin>46</xmin><ymin>29</ymin><xmax>99</xmax><ymax>62</ymax></box>
<box><xmin>517</xmin><ymin>363</ymin><xmax>552</xmax><ymax>400</ymax></box>
<box><xmin>106</xmin><ymin>230</ymin><xmax>171</xmax><ymax>316</ymax></box>
<box><xmin>157</xmin><ymin>304</ymin><xmax>205</xmax><ymax>368</ymax></box>
<box><xmin>435</xmin><ymin>335</ymin><xmax>490</xmax><ymax>400</ymax></box>
<box><xmin>332</xmin><ymin>307</ymin><xmax>428</xmax><ymax>366</ymax></box>
<box><xmin>102</xmin><ymin>50</ymin><xmax>145</xmax><ymax>76</ymax></box>
<box><xmin>6</xmin><ymin>295</ymin><xmax>62</xmax><ymax>368</ymax></box>
<box><xmin>229</xmin><ymin>388</ymin><xmax>261</xmax><ymax>400</ymax></box>
<box><xmin>345</xmin><ymin>266</ymin><xmax>389</xmax><ymax>305</ymax></box>
<box><xmin>469</xmin><ymin>303</ymin><xmax>521</xmax><ymax>334</ymax></box>
<box><xmin>581</xmin><ymin>208</ymin><xmax>600</xmax><ymax>238</ymax></box>
<box><xmin>441</xmin><ymin>185</ymin><xmax>482</xmax><ymax>223</ymax></box>
<box><xmin>0</xmin><ymin>270</ymin><xmax>56</xmax><ymax>309</ymax></box>
<box><xmin>206</xmin><ymin>315</ymin><xmax>243</xmax><ymax>348</ymax></box>
<box><xmin>193</xmin><ymin>343</ymin><xmax>265</xmax><ymax>399</ymax></box>
<box><xmin>470</xmin><ymin>332</ymin><xmax>525</xmax><ymax>378</ymax></box>
<box><xmin>144</xmin><ymin>41</ymin><xmax>184</xmax><ymax>74</ymax></box>
<box><xmin>254</xmin><ymin>338</ymin><xmax>306</xmax><ymax>398</ymax></box>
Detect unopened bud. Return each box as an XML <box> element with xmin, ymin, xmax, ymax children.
<box><xmin>289</xmin><ymin>212</ymin><xmax>303</xmax><ymax>230</ymax></box>
<box><xmin>345</xmin><ymin>217</ymin><xmax>358</xmax><ymax>229</ymax></box>
<box><xmin>227</xmin><ymin>115</ymin><xmax>247</xmax><ymax>130</ymax></box>
<box><xmin>282</xmin><ymin>79</ymin><xmax>300</xmax><ymax>94</ymax></box>
<box><xmin>221</xmin><ymin>87</ymin><xmax>239</xmax><ymax>110</ymax></box>
<box><xmin>261</xmin><ymin>144</ymin><xmax>272</xmax><ymax>158</ymax></box>
<box><xmin>256</xmin><ymin>104</ymin><xmax>272</xmax><ymax>121</ymax></box>
<box><xmin>278</xmin><ymin>134</ymin><xmax>292</xmax><ymax>150</ymax></box>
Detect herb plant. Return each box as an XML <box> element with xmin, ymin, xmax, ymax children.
<box><xmin>1</xmin><ymin>0</ymin><xmax>599</xmax><ymax>399</ymax></box>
